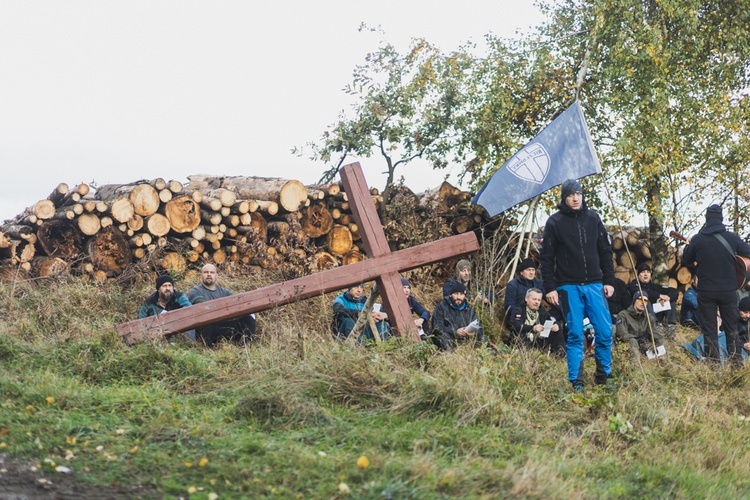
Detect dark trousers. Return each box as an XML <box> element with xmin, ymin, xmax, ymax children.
<box><xmin>697</xmin><ymin>289</ymin><xmax>744</xmax><ymax>364</ymax></box>
<box><xmin>196</xmin><ymin>315</ymin><xmax>256</xmax><ymax>348</ymax></box>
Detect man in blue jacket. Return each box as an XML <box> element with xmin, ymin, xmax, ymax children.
<box><xmin>540</xmin><ymin>179</ymin><xmax>615</xmax><ymax>392</ymax></box>
<box><xmin>331</xmin><ymin>284</ymin><xmax>391</xmax><ymax>344</ymax></box>
<box><xmin>682</xmin><ymin>204</ymin><xmax>750</xmax><ymax>365</ymax></box>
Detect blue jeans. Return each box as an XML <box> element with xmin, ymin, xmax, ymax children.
<box><xmin>558</xmin><ymin>283</ymin><xmax>613</xmax><ymax>386</ymax></box>
<box><xmin>334</xmin><ymin>316</ymin><xmax>391</xmax><ymax>345</ymax></box>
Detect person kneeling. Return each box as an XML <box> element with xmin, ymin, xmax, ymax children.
<box><xmin>509</xmin><ymin>288</ymin><xmax>565</xmax><ymax>356</ymax></box>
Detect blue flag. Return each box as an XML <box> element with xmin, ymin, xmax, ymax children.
<box><xmin>472</xmin><ymin>101</ymin><xmax>601</xmax><ymax>218</ymax></box>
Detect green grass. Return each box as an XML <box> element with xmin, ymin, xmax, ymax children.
<box><xmin>2</xmin><ymin>278</ymin><xmax>750</xmax><ymax>498</ymax></box>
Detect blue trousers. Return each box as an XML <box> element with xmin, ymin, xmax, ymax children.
<box><xmin>558</xmin><ymin>283</ymin><xmax>613</xmax><ymax>386</ymax></box>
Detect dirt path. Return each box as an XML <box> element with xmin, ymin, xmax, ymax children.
<box><xmin>0</xmin><ymin>454</ymin><xmax>159</xmax><ymax>499</ymax></box>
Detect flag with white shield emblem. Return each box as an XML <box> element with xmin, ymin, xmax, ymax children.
<box><xmin>472</xmin><ymin>101</ymin><xmax>602</xmax><ymax>218</ymax></box>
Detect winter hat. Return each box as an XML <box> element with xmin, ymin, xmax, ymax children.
<box><xmin>519</xmin><ymin>258</ymin><xmax>537</xmax><ymax>272</ymax></box>
<box><xmin>456</xmin><ymin>259</ymin><xmax>471</xmax><ymax>272</ymax></box>
<box><xmin>443</xmin><ymin>279</ymin><xmax>467</xmax><ymax>297</ymax></box>
<box><xmin>400</xmin><ymin>277</ymin><xmax>411</xmax><ymax>287</ymax></box>
<box><xmin>706</xmin><ymin>204</ymin><xmax>723</xmax><ymax>223</ymax></box>
<box><xmin>636</xmin><ymin>263</ymin><xmax>651</xmax><ymax>274</ymax></box>
<box><xmin>561</xmin><ymin>179</ymin><xmax>583</xmax><ymax>200</ymax></box>
<box><xmin>156</xmin><ymin>274</ymin><xmax>174</xmax><ymax>291</ymax></box>
<box><xmin>348</xmin><ymin>283</ymin><xmax>365</xmax><ymax>291</ymax></box>
<box><xmin>632</xmin><ymin>291</ymin><xmax>649</xmax><ymax>304</ymax></box>
<box><xmin>739</xmin><ymin>296</ymin><xmax>750</xmax><ymax>312</ymax></box>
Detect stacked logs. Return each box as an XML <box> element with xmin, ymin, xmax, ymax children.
<box><xmin>0</xmin><ymin>176</ymin><xmax>479</xmax><ymax>282</ymax></box>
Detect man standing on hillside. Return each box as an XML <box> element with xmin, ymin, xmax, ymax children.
<box><xmin>540</xmin><ymin>179</ymin><xmax>615</xmax><ymax>392</ymax></box>
<box><xmin>139</xmin><ymin>275</ymin><xmax>192</xmax><ymax>318</ymax></box>
<box><xmin>682</xmin><ymin>204</ymin><xmax>750</xmax><ymax>365</ymax></box>
<box><xmin>188</xmin><ymin>264</ymin><xmax>256</xmax><ymax>347</ymax></box>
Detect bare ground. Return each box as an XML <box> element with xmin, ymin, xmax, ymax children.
<box><xmin>0</xmin><ymin>454</ymin><xmax>160</xmax><ymax>500</ymax></box>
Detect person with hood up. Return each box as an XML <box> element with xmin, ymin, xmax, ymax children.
<box><xmin>539</xmin><ymin>179</ymin><xmax>615</xmax><ymax>392</ymax></box>
<box><xmin>682</xmin><ymin>204</ymin><xmax>750</xmax><ymax>365</ymax></box>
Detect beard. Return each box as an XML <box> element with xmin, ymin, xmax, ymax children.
<box><xmin>159</xmin><ymin>290</ymin><xmax>173</xmax><ymax>302</ymax></box>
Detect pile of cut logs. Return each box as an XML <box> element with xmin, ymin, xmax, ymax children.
<box><xmin>0</xmin><ymin>175</ymin><xmax>481</xmax><ymax>282</ymax></box>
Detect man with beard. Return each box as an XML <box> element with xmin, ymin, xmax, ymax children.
<box><xmin>615</xmin><ymin>291</ymin><xmax>666</xmax><ymax>362</ymax></box>
<box><xmin>540</xmin><ymin>179</ymin><xmax>615</xmax><ymax>392</ymax></box>
<box><xmin>682</xmin><ymin>204</ymin><xmax>750</xmax><ymax>366</ymax></box>
<box><xmin>430</xmin><ymin>279</ymin><xmax>488</xmax><ymax>351</ymax></box>
<box><xmin>187</xmin><ymin>264</ymin><xmax>256</xmax><ymax>347</ymax></box>
<box><xmin>139</xmin><ymin>274</ymin><xmax>192</xmax><ymax>318</ymax></box>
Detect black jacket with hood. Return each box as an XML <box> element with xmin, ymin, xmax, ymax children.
<box><xmin>540</xmin><ymin>181</ymin><xmax>615</xmax><ymax>293</ymax></box>
<box><xmin>682</xmin><ymin>205</ymin><xmax>750</xmax><ymax>293</ymax></box>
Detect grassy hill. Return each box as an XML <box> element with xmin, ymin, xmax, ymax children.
<box><xmin>2</xmin><ymin>275</ymin><xmax>750</xmax><ymax>498</ymax></box>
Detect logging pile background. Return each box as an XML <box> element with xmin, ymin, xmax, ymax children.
<box><xmin>0</xmin><ymin>175</ymin><xmax>485</xmax><ymax>285</ymax></box>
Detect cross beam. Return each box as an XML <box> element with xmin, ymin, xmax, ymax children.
<box><xmin>117</xmin><ymin>163</ymin><xmax>479</xmax><ymax>345</ymax></box>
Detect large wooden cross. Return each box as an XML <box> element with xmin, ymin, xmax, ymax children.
<box><xmin>117</xmin><ymin>162</ymin><xmax>480</xmax><ymax>344</ymax></box>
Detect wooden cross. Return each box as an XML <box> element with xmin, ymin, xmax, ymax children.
<box><xmin>117</xmin><ymin>162</ymin><xmax>480</xmax><ymax>345</ymax></box>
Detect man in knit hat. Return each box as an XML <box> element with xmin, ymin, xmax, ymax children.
<box><xmin>455</xmin><ymin>259</ymin><xmax>495</xmax><ymax>305</ymax></box>
<box><xmin>504</xmin><ymin>257</ymin><xmax>544</xmax><ymax>312</ymax></box>
<box><xmin>627</xmin><ymin>263</ymin><xmax>678</xmax><ymax>326</ymax></box>
<box><xmin>139</xmin><ymin>274</ymin><xmax>192</xmax><ymax>318</ymax></box>
<box><xmin>682</xmin><ymin>204</ymin><xmax>750</xmax><ymax>365</ymax></box>
<box><xmin>539</xmin><ymin>178</ymin><xmax>615</xmax><ymax>391</ymax></box>
<box><xmin>430</xmin><ymin>279</ymin><xmax>488</xmax><ymax>351</ymax></box>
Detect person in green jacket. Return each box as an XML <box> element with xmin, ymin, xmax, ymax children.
<box><xmin>615</xmin><ymin>291</ymin><xmax>666</xmax><ymax>362</ymax></box>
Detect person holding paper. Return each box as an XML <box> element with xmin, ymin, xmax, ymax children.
<box><xmin>509</xmin><ymin>288</ymin><xmax>564</xmax><ymax>356</ymax></box>
<box><xmin>331</xmin><ymin>283</ymin><xmax>391</xmax><ymax>344</ymax></box>
<box><xmin>540</xmin><ymin>179</ymin><xmax>615</xmax><ymax>392</ymax></box>
<box><xmin>628</xmin><ymin>263</ymin><xmax>678</xmax><ymax>328</ymax></box>
<box><xmin>615</xmin><ymin>291</ymin><xmax>666</xmax><ymax>362</ymax></box>
<box><xmin>430</xmin><ymin>279</ymin><xmax>488</xmax><ymax>351</ymax></box>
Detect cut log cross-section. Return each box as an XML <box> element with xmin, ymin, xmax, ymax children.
<box><xmin>117</xmin><ymin>162</ymin><xmax>480</xmax><ymax>344</ymax></box>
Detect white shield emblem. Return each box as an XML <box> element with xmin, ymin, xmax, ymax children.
<box><xmin>507</xmin><ymin>143</ymin><xmax>550</xmax><ymax>184</ymax></box>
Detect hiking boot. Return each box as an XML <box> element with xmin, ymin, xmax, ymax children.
<box><xmin>572</xmin><ymin>383</ymin><xmax>585</xmax><ymax>393</ymax></box>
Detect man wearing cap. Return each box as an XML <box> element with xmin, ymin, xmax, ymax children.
<box><xmin>615</xmin><ymin>291</ymin><xmax>666</xmax><ymax>362</ymax></box>
<box><xmin>455</xmin><ymin>259</ymin><xmax>495</xmax><ymax>306</ymax></box>
<box><xmin>188</xmin><ymin>264</ymin><xmax>256</xmax><ymax>347</ymax></box>
<box><xmin>332</xmin><ymin>283</ymin><xmax>391</xmax><ymax>344</ymax></box>
<box><xmin>540</xmin><ymin>178</ymin><xmax>615</xmax><ymax>391</ymax></box>
<box><xmin>682</xmin><ymin>204</ymin><xmax>750</xmax><ymax>365</ymax></box>
<box><xmin>430</xmin><ymin>279</ymin><xmax>487</xmax><ymax>351</ymax></box>
<box><xmin>139</xmin><ymin>274</ymin><xmax>192</xmax><ymax>318</ymax></box>
<box><xmin>628</xmin><ymin>263</ymin><xmax>678</xmax><ymax>326</ymax></box>
<box><xmin>401</xmin><ymin>277</ymin><xmax>430</xmax><ymax>333</ymax></box>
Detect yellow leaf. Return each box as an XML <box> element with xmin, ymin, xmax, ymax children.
<box><xmin>188</xmin><ymin>486</ymin><xmax>197</xmax><ymax>494</ymax></box>
<box><xmin>66</xmin><ymin>436</ymin><xmax>77</xmax><ymax>445</ymax></box>
<box><xmin>129</xmin><ymin>446</ymin><xmax>138</xmax><ymax>453</ymax></box>
<box><xmin>184</xmin><ymin>462</ymin><xmax>193</xmax><ymax>468</ymax></box>
<box><xmin>356</xmin><ymin>455</ymin><xmax>370</xmax><ymax>469</ymax></box>
<box><xmin>46</xmin><ymin>397</ymin><xmax>55</xmax><ymax>405</ymax></box>
<box><xmin>199</xmin><ymin>458</ymin><xmax>209</xmax><ymax>467</ymax></box>
<box><xmin>338</xmin><ymin>482</ymin><xmax>351</xmax><ymax>494</ymax></box>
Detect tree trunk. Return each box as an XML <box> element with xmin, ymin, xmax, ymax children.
<box><xmin>86</xmin><ymin>226</ymin><xmax>132</xmax><ymax>273</ymax></box>
<box><xmin>37</xmin><ymin>220</ymin><xmax>83</xmax><ymax>259</ymax></box>
<box><xmin>163</xmin><ymin>195</ymin><xmax>201</xmax><ymax>233</ymax></box>
<box><xmin>300</xmin><ymin>203</ymin><xmax>333</xmax><ymax>238</ymax></box>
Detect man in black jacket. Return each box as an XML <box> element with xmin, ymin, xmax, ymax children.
<box><xmin>682</xmin><ymin>204</ymin><xmax>750</xmax><ymax>365</ymax></box>
<box><xmin>540</xmin><ymin>179</ymin><xmax>615</xmax><ymax>391</ymax></box>
<box><xmin>628</xmin><ymin>263</ymin><xmax>678</xmax><ymax>325</ymax></box>
<box><xmin>509</xmin><ymin>288</ymin><xmax>564</xmax><ymax>356</ymax></box>
<box><xmin>430</xmin><ymin>279</ymin><xmax>487</xmax><ymax>351</ymax></box>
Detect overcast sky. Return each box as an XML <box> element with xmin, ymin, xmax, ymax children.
<box><xmin>0</xmin><ymin>1</ymin><xmax>545</xmax><ymax>222</ymax></box>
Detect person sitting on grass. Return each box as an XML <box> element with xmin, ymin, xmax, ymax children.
<box><xmin>188</xmin><ymin>264</ymin><xmax>256</xmax><ymax>347</ymax></box>
<box><xmin>615</xmin><ymin>291</ymin><xmax>667</xmax><ymax>362</ymax></box>
<box><xmin>509</xmin><ymin>288</ymin><xmax>564</xmax><ymax>356</ymax></box>
<box><xmin>430</xmin><ymin>279</ymin><xmax>488</xmax><ymax>351</ymax></box>
<box><xmin>139</xmin><ymin>274</ymin><xmax>192</xmax><ymax>318</ymax></box>
<box><xmin>455</xmin><ymin>259</ymin><xmax>496</xmax><ymax>306</ymax></box>
<box><xmin>331</xmin><ymin>283</ymin><xmax>391</xmax><ymax>344</ymax></box>
<box><xmin>684</xmin><ymin>312</ymin><xmax>749</xmax><ymax>363</ymax></box>
<box><xmin>401</xmin><ymin>277</ymin><xmax>430</xmax><ymax>337</ymax></box>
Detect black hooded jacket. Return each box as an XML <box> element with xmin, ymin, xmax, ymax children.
<box><xmin>682</xmin><ymin>218</ymin><xmax>750</xmax><ymax>293</ymax></box>
<box><xmin>540</xmin><ymin>199</ymin><xmax>615</xmax><ymax>293</ymax></box>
